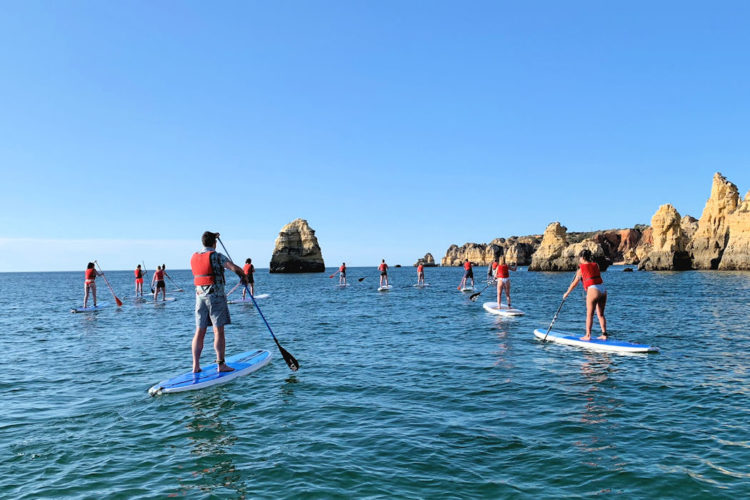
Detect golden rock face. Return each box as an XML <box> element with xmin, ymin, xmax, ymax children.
<box><xmin>270</xmin><ymin>218</ymin><xmax>325</xmax><ymax>273</ymax></box>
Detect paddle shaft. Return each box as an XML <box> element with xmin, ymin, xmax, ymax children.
<box><xmin>217</xmin><ymin>237</ymin><xmax>299</xmax><ymax>371</ymax></box>
<box><xmin>94</xmin><ymin>261</ymin><xmax>123</xmax><ymax>306</ymax></box>
<box><xmin>165</xmin><ymin>273</ymin><xmax>184</xmax><ymax>290</ymax></box>
<box><xmin>142</xmin><ymin>261</ymin><xmax>154</xmax><ymax>293</ymax></box>
<box><xmin>542</xmin><ymin>274</ymin><xmax>579</xmax><ymax>342</ymax></box>
<box><xmin>469</xmin><ymin>282</ymin><xmax>494</xmax><ymax>301</ymax></box>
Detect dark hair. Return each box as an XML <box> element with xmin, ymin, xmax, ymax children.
<box><xmin>579</xmin><ymin>249</ymin><xmax>594</xmax><ymax>262</ymax></box>
<box><xmin>245</xmin><ymin>258</ymin><xmax>251</xmax><ymax>264</ymax></box>
<box><xmin>202</xmin><ymin>231</ymin><xmax>217</xmax><ymax>247</ymax></box>
<box><xmin>87</xmin><ymin>262</ymin><xmax>95</xmax><ymax>269</ymax></box>
<box><xmin>136</xmin><ymin>264</ymin><xmax>141</xmax><ymax>269</ymax></box>
<box><xmin>162</xmin><ymin>264</ymin><xmax>166</xmax><ymax>268</ymax></box>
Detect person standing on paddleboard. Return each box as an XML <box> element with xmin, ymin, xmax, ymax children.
<box><xmin>241</xmin><ymin>258</ymin><xmax>255</xmax><ymax>298</ymax></box>
<box><xmin>459</xmin><ymin>259</ymin><xmax>474</xmax><ymax>290</ymax></box>
<box><xmin>191</xmin><ymin>231</ymin><xmax>248</xmax><ymax>373</ymax></box>
<box><xmin>378</xmin><ymin>259</ymin><xmax>389</xmax><ymax>287</ymax></box>
<box><xmin>338</xmin><ymin>262</ymin><xmax>347</xmax><ymax>285</ymax></box>
<box><xmin>83</xmin><ymin>262</ymin><xmax>103</xmax><ymax>308</ymax></box>
<box><xmin>563</xmin><ymin>249</ymin><xmax>608</xmax><ymax>341</ymax></box>
<box><xmin>417</xmin><ymin>261</ymin><xmax>425</xmax><ymax>285</ymax></box>
<box><xmin>487</xmin><ymin>258</ymin><xmax>498</xmax><ymax>284</ymax></box>
<box><xmin>152</xmin><ymin>266</ymin><xmax>167</xmax><ymax>302</ymax></box>
<box><xmin>495</xmin><ymin>256</ymin><xmax>517</xmax><ymax>308</ymax></box>
<box><xmin>134</xmin><ymin>264</ymin><xmax>145</xmax><ymax>297</ymax></box>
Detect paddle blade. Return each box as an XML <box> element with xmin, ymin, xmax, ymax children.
<box><xmin>278</xmin><ymin>344</ymin><xmax>299</xmax><ymax>371</ymax></box>
<box><xmin>358</xmin><ymin>277</ymin><xmax>366</xmax><ymax>282</ymax></box>
<box><xmin>469</xmin><ymin>292</ymin><xmax>480</xmax><ymax>302</ymax></box>
<box><xmin>115</xmin><ymin>296</ymin><xmax>123</xmax><ymax>307</ymax></box>
<box><xmin>329</xmin><ymin>274</ymin><xmax>335</xmax><ymax>278</ymax></box>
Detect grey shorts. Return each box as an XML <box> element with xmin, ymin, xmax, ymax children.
<box><xmin>195</xmin><ymin>293</ymin><xmax>231</xmax><ymax>329</ymax></box>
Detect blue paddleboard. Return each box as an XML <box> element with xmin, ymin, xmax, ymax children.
<box><xmin>148</xmin><ymin>349</ymin><xmax>272</xmax><ymax>395</ymax></box>
<box><xmin>71</xmin><ymin>302</ymin><xmax>108</xmax><ymax>313</ymax></box>
<box><xmin>533</xmin><ymin>329</ymin><xmax>659</xmax><ymax>354</ymax></box>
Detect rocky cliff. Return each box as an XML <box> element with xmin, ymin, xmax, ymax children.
<box><xmin>637</xmin><ymin>204</ymin><xmax>692</xmax><ymax>271</ymax></box>
<box><xmin>269</xmin><ymin>219</ymin><xmax>325</xmax><ymax>273</ymax></box>
<box><xmin>528</xmin><ymin>223</ymin><xmax>611</xmax><ymax>271</ymax></box>
<box><xmin>687</xmin><ymin>173</ymin><xmax>740</xmax><ymax>269</ymax></box>
<box><xmin>440</xmin><ymin>236</ymin><xmax>540</xmax><ymax>266</ymax></box>
<box><xmin>718</xmin><ymin>190</ymin><xmax>750</xmax><ymax>270</ymax></box>
<box><xmin>414</xmin><ymin>253</ymin><xmax>437</xmax><ymax>267</ymax></box>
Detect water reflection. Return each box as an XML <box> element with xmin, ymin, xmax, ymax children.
<box><xmin>492</xmin><ymin>322</ymin><xmax>513</xmax><ymax>370</ymax></box>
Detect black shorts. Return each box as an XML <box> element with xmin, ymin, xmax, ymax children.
<box><xmin>156</xmin><ymin>280</ymin><xmax>166</xmax><ymax>289</ymax></box>
<box><xmin>380</xmin><ymin>271</ymin><xmax>387</xmax><ymax>276</ymax></box>
<box><xmin>340</xmin><ymin>271</ymin><xmax>346</xmax><ymax>278</ymax></box>
<box><xmin>248</xmin><ymin>275</ymin><xmax>254</xmax><ymax>284</ymax></box>
<box><xmin>464</xmin><ymin>269</ymin><xmax>473</xmax><ymax>279</ymax></box>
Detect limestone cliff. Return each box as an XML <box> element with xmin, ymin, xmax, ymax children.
<box><xmin>269</xmin><ymin>219</ymin><xmax>325</xmax><ymax>273</ymax></box>
<box><xmin>414</xmin><ymin>253</ymin><xmax>438</xmax><ymax>267</ymax></box>
<box><xmin>688</xmin><ymin>173</ymin><xmax>740</xmax><ymax>269</ymax></box>
<box><xmin>718</xmin><ymin>191</ymin><xmax>750</xmax><ymax>270</ymax></box>
<box><xmin>637</xmin><ymin>204</ymin><xmax>692</xmax><ymax>271</ymax></box>
<box><xmin>528</xmin><ymin>222</ymin><xmax>610</xmax><ymax>271</ymax></box>
<box><xmin>441</xmin><ymin>236</ymin><xmax>540</xmax><ymax>266</ymax></box>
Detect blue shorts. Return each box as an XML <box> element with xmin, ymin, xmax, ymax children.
<box><xmin>195</xmin><ymin>292</ymin><xmax>231</xmax><ymax>329</ymax></box>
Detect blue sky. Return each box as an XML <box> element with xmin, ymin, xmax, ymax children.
<box><xmin>1</xmin><ymin>1</ymin><xmax>749</xmax><ymax>271</ymax></box>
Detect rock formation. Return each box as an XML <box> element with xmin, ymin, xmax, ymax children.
<box><xmin>440</xmin><ymin>237</ymin><xmax>540</xmax><ymax>266</ymax></box>
<box><xmin>269</xmin><ymin>219</ymin><xmax>325</xmax><ymax>273</ymax></box>
<box><xmin>637</xmin><ymin>204</ymin><xmax>692</xmax><ymax>271</ymax></box>
<box><xmin>414</xmin><ymin>253</ymin><xmax>437</xmax><ymax>267</ymax></box>
<box><xmin>718</xmin><ymin>190</ymin><xmax>750</xmax><ymax>270</ymax></box>
<box><xmin>528</xmin><ymin>222</ymin><xmax>610</xmax><ymax>271</ymax></box>
<box><xmin>688</xmin><ymin>173</ymin><xmax>740</xmax><ymax>269</ymax></box>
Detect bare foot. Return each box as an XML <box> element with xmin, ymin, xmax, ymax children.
<box><xmin>192</xmin><ymin>367</ymin><xmax>202</xmax><ymax>373</ymax></box>
<box><xmin>580</xmin><ymin>336</ymin><xmax>591</xmax><ymax>341</ymax></box>
<box><xmin>218</xmin><ymin>363</ymin><xmax>234</xmax><ymax>373</ymax></box>
<box><xmin>597</xmin><ymin>334</ymin><xmax>608</xmax><ymax>340</ymax></box>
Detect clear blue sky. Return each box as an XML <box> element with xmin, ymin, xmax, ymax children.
<box><xmin>1</xmin><ymin>1</ymin><xmax>749</xmax><ymax>271</ymax></box>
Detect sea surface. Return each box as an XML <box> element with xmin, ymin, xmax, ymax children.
<box><xmin>1</xmin><ymin>266</ymin><xmax>748</xmax><ymax>498</ymax></box>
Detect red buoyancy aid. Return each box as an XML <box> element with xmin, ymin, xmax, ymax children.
<box><xmin>417</xmin><ymin>264</ymin><xmax>424</xmax><ymax>273</ymax></box>
<box><xmin>85</xmin><ymin>268</ymin><xmax>96</xmax><ymax>282</ymax></box>
<box><xmin>191</xmin><ymin>251</ymin><xmax>216</xmax><ymax>286</ymax></box>
<box><xmin>496</xmin><ymin>264</ymin><xmax>510</xmax><ymax>279</ymax></box>
<box><xmin>464</xmin><ymin>261</ymin><xmax>471</xmax><ymax>270</ymax></box>
<box><xmin>492</xmin><ymin>262</ymin><xmax>498</xmax><ymax>270</ymax></box>
<box><xmin>339</xmin><ymin>265</ymin><xmax>346</xmax><ymax>272</ymax></box>
<box><xmin>580</xmin><ymin>262</ymin><xmax>603</xmax><ymax>290</ymax></box>
<box><xmin>243</xmin><ymin>263</ymin><xmax>253</xmax><ymax>275</ymax></box>
<box><xmin>135</xmin><ymin>268</ymin><xmax>142</xmax><ymax>279</ymax></box>
<box><xmin>378</xmin><ymin>263</ymin><xmax>387</xmax><ymax>271</ymax></box>
<box><xmin>154</xmin><ymin>270</ymin><xmax>164</xmax><ymax>281</ymax></box>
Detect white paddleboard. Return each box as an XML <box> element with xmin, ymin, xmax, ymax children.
<box><xmin>337</xmin><ymin>283</ymin><xmax>350</xmax><ymax>288</ymax></box>
<box><xmin>228</xmin><ymin>293</ymin><xmax>270</xmax><ymax>304</ymax></box>
<box><xmin>149</xmin><ymin>349</ymin><xmax>272</xmax><ymax>395</ymax></box>
<box><xmin>378</xmin><ymin>285</ymin><xmax>393</xmax><ymax>292</ymax></box>
<box><xmin>533</xmin><ymin>328</ymin><xmax>659</xmax><ymax>354</ymax></box>
<box><xmin>460</xmin><ymin>287</ymin><xmax>474</xmax><ymax>292</ymax></box>
<box><xmin>482</xmin><ymin>302</ymin><xmax>525</xmax><ymax>316</ymax></box>
<box><xmin>71</xmin><ymin>302</ymin><xmax>108</xmax><ymax>313</ymax></box>
<box><xmin>413</xmin><ymin>283</ymin><xmax>430</xmax><ymax>288</ymax></box>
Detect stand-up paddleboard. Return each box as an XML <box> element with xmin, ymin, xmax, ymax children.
<box><xmin>148</xmin><ymin>349</ymin><xmax>272</xmax><ymax>396</ymax></box>
<box><xmin>533</xmin><ymin>329</ymin><xmax>659</xmax><ymax>354</ymax></box>
<box><xmin>71</xmin><ymin>302</ymin><xmax>108</xmax><ymax>313</ymax></box>
<box><xmin>336</xmin><ymin>283</ymin><xmax>350</xmax><ymax>288</ymax></box>
<box><xmin>378</xmin><ymin>285</ymin><xmax>393</xmax><ymax>292</ymax></box>
<box><xmin>413</xmin><ymin>283</ymin><xmax>430</xmax><ymax>288</ymax></box>
<box><xmin>483</xmin><ymin>302</ymin><xmax>525</xmax><ymax>316</ymax></box>
<box><xmin>460</xmin><ymin>286</ymin><xmax>475</xmax><ymax>292</ymax></box>
<box><xmin>228</xmin><ymin>294</ymin><xmax>270</xmax><ymax>304</ymax></box>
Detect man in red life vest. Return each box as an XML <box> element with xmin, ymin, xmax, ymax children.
<box><xmin>190</xmin><ymin>231</ymin><xmax>248</xmax><ymax>373</ymax></box>
<box><xmin>241</xmin><ymin>258</ymin><xmax>255</xmax><ymax>298</ymax></box>
<box><xmin>458</xmin><ymin>259</ymin><xmax>474</xmax><ymax>290</ymax></box>
<box><xmin>417</xmin><ymin>261</ymin><xmax>425</xmax><ymax>285</ymax></box>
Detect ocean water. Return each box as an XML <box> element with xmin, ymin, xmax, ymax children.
<box><xmin>1</xmin><ymin>266</ymin><xmax>748</xmax><ymax>498</ymax></box>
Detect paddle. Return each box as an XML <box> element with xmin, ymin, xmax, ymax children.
<box><xmin>165</xmin><ymin>273</ymin><xmax>184</xmax><ymax>292</ymax></box>
<box><xmin>329</xmin><ymin>271</ymin><xmax>338</xmax><ymax>279</ymax></box>
<box><xmin>142</xmin><ymin>261</ymin><xmax>154</xmax><ymax>294</ymax></box>
<box><xmin>469</xmin><ymin>282</ymin><xmax>494</xmax><ymax>302</ymax></box>
<box><xmin>217</xmin><ymin>237</ymin><xmax>299</xmax><ymax>371</ymax></box>
<box><xmin>226</xmin><ymin>282</ymin><xmax>241</xmax><ymax>297</ymax></box>
<box><xmin>94</xmin><ymin>261</ymin><xmax>123</xmax><ymax>307</ymax></box>
<box><xmin>358</xmin><ymin>277</ymin><xmax>366</xmax><ymax>282</ymax></box>
<box><xmin>541</xmin><ymin>274</ymin><xmax>578</xmax><ymax>342</ymax></box>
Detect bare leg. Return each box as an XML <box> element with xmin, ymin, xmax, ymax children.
<box><xmin>92</xmin><ymin>284</ymin><xmax>97</xmax><ymax>307</ymax></box>
<box><xmin>496</xmin><ymin>280</ymin><xmax>503</xmax><ymax>307</ymax></box>
<box><xmin>504</xmin><ymin>281</ymin><xmax>511</xmax><ymax>307</ymax></box>
<box><xmin>192</xmin><ymin>326</ymin><xmax>207</xmax><ymax>372</ymax></box>
<box><xmin>596</xmin><ymin>293</ymin><xmax>608</xmax><ymax>338</ymax></box>
<box><xmin>213</xmin><ymin>325</ymin><xmax>234</xmax><ymax>372</ymax></box>
<box><xmin>582</xmin><ymin>289</ymin><xmax>596</xmax><ymax>340</ymax></box>
<box><xmin>83</xmin><ymin>284</ymin><xmax>90</xmax><ymax>308</ymax></box>
<box><xmin>250</xmin><ymin>283</ymin><xmax>255</xmax><ymax>295</ymax></box>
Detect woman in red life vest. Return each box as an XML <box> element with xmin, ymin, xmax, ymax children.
<box><xmin>378</xmin><ymin>259</ymin><xmax>389</xmax><ymax>287</ymax></box>
<box><xmin>152</xmin><ymin>265</ymin><xmax>167</xmax><ymax>302</ymax></box>
<box><xmin>563</xmin><ymin>249</ymin><xmax>607</xmax><ymax>340</ymax></box>
<box><xmin>417</xmin><ymin>261</ymin><xmax>425</xmax><ymax>285</ymax></box>
<box><xmin>338</xmin><ymin>262</ymin><xmax>347</xmax><ymax>285</ymax></box>
<box><xmin>459</xmin><ymin>259</ymin><xmax>474</xmax><ymax>290</ymax></box>
<box><xmin>241</xmin><ymin>258</ymin><xmax>255</xmax><ymax>298</ymax></box>
<box><xmin>495</xmin><ymin>256</ymin><xmax>517</xmax><ymax>308</ymax></box>
<box><xmin>83</xmin><ymin>262</ymin><xmax>102</xmax><ymax>308</ymax></box>
<box><xmin>134</xmin><ymin>264</ymin><xmax>145</xmax><ymax>297</ymax></box>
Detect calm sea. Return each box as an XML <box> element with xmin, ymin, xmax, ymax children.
<box><xmin>1</xmin><ymin>266</ymin><xmax>748</xmax><ymax>498</ymax></box>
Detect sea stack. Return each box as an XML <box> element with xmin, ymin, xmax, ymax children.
<box><xmin>269</xmin><ymin>219</ymin><xmax>325</xmax><ymax>273</ymax></box>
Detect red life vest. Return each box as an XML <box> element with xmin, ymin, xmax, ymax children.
<box><xmin>191</xmin><ymin>251</ymin><xmax>216</xmax><ymax>286</ymax></box>
<box><xmin>154</xmin><ymin>270</ymin><xmax>164</xmax><ymax>281</ymax></box>
<box><xmin>339</xmin><ymin>265</ymin><xmax>346</xmax><ymax>272</ymax></box>
<box><xmin>464</xmin><ymin>261</ymin><xmax>471</xmax><ymax>270</ymax></box>
<box><xmin>243</xmin><ymin>263</ymin><xmax>253</xmax><ymax>275</ymax></box>
<box><xmin>580</xmin><ymin>262</ymin><xmax>603</xmax><ymax>290</ymax></box>
<box><xmin>85</xmin><ymin>268</ymin><xmax>96</xmax><ymax>283</ymax></box>
<box><xmin>492</xmin><ymin>262</ymin><xmax>498</xmax><ymax>270</ymax></box>
<box><xmin>135</xmin><ymin>268</ymin><xmax>142</xmax><ymax>279</ymax></box>
<box><xmin>378</xmin><ymin>263</ymin><xmax>387</xmax><ymax>272</ymax></box>
<box><xmin>417</xmin><ymin>264</ymin><xmax>424</xmax><ymax>273</ymax></box>
<box><xmin>496</xmin><ymin>264</ymin><xmax>509</xmax><ymax>278</ymax></box>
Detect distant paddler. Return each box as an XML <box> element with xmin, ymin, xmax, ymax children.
<box><xmin>417</xmin><ymin>261</ymin><xmax>425</xmax><ymax>285</ymax></box>
<box><xmin>562</xmin><ymin>249</ymin><xmax>608</xmax><ymax>341</ymax></box>
<box><xmin>190</xmin><ymin>231</ymin><xmax>248</xmax><ymax>373</ymax></box>
<box><xmin>458</xmin><ymin>259</ymin><xmax>474</xmax><ymax>290</ymax></box>
<box><xmin>378</xmin><ymin>259</ymin><xmax>389</xmax><ymax>288</ymax></box>
<box><xmin>242</xmin><ymin>258</ymin><xmax>256</xmax><ymax>298</ymax></box>
<box><xmin>487</xmin><ymin>258</ymin><xmax>498</xmax><ymax>284</ymax></box>
<box><xmin>161</xmin><ymin>264</ymin><xmax>184</xmax><ymax>292</ymax></box>
<box><xmin>134</xmin><ymin>264</ymin><xmax>145</xmax><ymax>297</ymax></box>
<box><xmin>494</xmin><ymin>256</ymin><xmax>517</xmax><ymax>308</ymax></box>
<box><xmin>152</xmin><ymin>265</ymin><xmax>167</xmax><ymax>302</ymax></box>
<box><xmin>83</xmin><ymin>262</ymin><xmax>103</xmax><ymax>308</ymax></box>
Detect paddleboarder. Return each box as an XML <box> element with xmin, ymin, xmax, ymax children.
<box><xmin>190</xmin><ymin>231</ymin><xmax>248</xmax><ymax>373</ymax></box>
<box><xmin>487</xmin><ymin>258</ymin><xmax>498</xmax><ymax>284</ymax></box>
<box><xmin>241</xmin><ymin>258</ymin><xmax>255</xmax><ymax>298</ymax></box>
<box><xmin>152</xmin><ymin>265</ymin><xmax>167</xmax><ymax>302</ymax></box>
<box><xmin>134</xmin><ymin>264</ymin><xmax>146</xmax><ymax>297</ymax></box>
<box><xmin>458</xmin><ymin>259</ymin><xmax>474</xmax><ymax>290</ymax></box>
<box><xmin>495</xmin><ymin>256</ymin><xmax>517</xmax><ymax>308</ymax></box>
<box><xmin>83</xmin><ymin>262</ymin><xmax>103</xmax><ymax>308</ymax></box>
<box><xmin>378</xmin><ymin>259</ymin><xmax>389</xmax><ymax>287</ymax></box>
<box><xmin>338</xmin><ymin>262</ymin><xmax>347</xmax><ymax>285</ymax></box>
<box><xmin>563</xmin><ymin>249</ymin><xmax>608</xmax><ymax>341</ymax></box>
<box><xmin>417</xmin><ymin>261</ymin><xmax>425</xmax><ymax>285</ymax></box>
